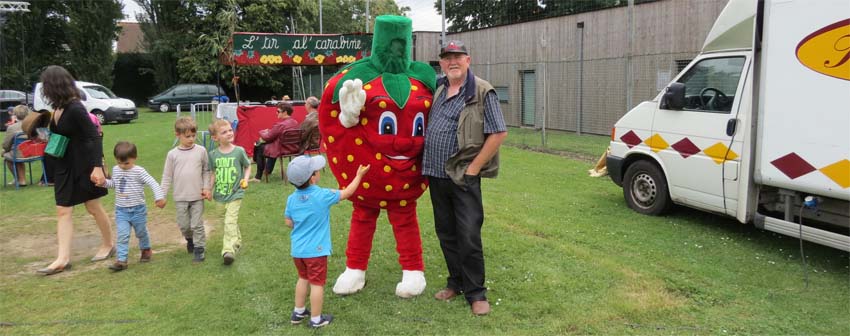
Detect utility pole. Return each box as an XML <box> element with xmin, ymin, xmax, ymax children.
<box><xmin>625</xmin><ymin>0</ymin><xmax>634</xmax><ymax>111</ymax></box>
<box><xmin>365</xmin><ymin>0</ymin><xmax>370</xmax><ymax>33</ymax></box>
<box><xmin>441</xmin><ymin>0</ymin><xmax>446</xmax><ymax>46</ymax></box>
<box><xmin>0</xmin><ymin>1</ymin><xmax>28</xmax><ymax>12</ymax></box>
<box><xmin>319</xmin><ymin>0</ymin><xmax>323</xmax><ymax>88</ymax></box>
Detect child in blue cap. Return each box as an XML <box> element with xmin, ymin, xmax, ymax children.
<box><xmin>284</xmin><ymin>155</ymin><xmax>369</xmax><ymax>328</ymax></box>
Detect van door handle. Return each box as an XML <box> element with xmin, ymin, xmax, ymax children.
<box><xmin>726</xmin><ymin>118</ymin><xmax>738</xmax><ymax>136</ymax></box>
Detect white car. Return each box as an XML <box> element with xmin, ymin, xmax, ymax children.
<box><xmin>33</xmin><ymin>81</ymin><xmax>138</xmax><ymax>124</ymax></box>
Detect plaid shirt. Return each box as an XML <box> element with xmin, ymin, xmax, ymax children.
<box><xmin>423</xmin><ymin>75</ymin><xmax>507</xmax><ymax>178</ymax></box>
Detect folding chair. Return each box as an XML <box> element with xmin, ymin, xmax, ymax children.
<box><xmin>3</xmin><ymin>132</ymin><xmax>47</xmax><ymax>189</ymax></box>
<box><xmin>273</xmin><ymin>129</ymin><xmax>304</xmax><ymax>182</ymax></box>
<box><xmin>303</xmin><ymin>129</ymin><xmax>323</xmax><ymax>155</ymax></box>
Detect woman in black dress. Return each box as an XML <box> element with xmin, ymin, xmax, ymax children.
<box><xmin>37</xmin><ymin>65</ymin><xmax>114</xmax><ymax>275</ymax></box>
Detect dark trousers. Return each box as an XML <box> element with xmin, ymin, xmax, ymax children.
<box><xmin>252</xmin><ymin>143</ymin><xmax>277</xmax><ymax>179</ymax></box>
<box><xmin>428</xmin><ymin>176</ymin><xmax>487</xmax><ymax>303</ymax></box>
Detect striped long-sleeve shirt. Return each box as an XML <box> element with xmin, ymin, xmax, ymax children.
<box><xmin>104</xmin><ymin>165</ymin><xmax>165</xmax><ymax>208</ymax></box>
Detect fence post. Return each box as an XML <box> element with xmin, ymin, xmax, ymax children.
<box><xmin>577</xmin><ymin>21</ymin><xmax>585</xmax><ymax>135</ymax></box>
<box><xmin>625</xmin><ymin>0</ymin><xmax>635</xmax><ymax>111</ymax></box>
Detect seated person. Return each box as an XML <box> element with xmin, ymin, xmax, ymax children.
<box><xmin>21</xmin><ymin>109</ymin><xmax>54</xmax><ymax>185</ymax></box>
<box><xmin>300</xmin><ymin>96</ymin><xmax>320</xmax><ymax>151</ymax></box>
<box><xmin>2</xmin><ymin>105</ymin><xmax>34</xmax><ymax>186</ymax></box>
<box><xmin>252</xmin><ymin>102</ymin><xmax>299</xmax><ymax>182</ymax></box>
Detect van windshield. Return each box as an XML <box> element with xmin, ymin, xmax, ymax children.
<box><xmin>83</xmin><ymin>85</ymin><xmax>117</xmax><ymax>99</ymax></box>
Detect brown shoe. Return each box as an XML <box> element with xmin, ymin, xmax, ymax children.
<box><xmin>140</xmin><ymin>249</ymin><xmax>152</xmax><ymax>263</ymax></box>
<box><xmin>109</xmin><ymin>261</ymin><xmax>128</xmax><ymax>271</ymax></box>
<box><xmin>434</xmin><ymin>288</ymin><xmax>458</xmax><ymax>301</ymax></box>
<box><xmin>471</xmin><ymin>300</ymin><xmax>491</xmax><ymax>316</ymax></box>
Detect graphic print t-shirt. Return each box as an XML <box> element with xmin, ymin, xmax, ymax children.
<box><xmin>208</xmin><ymin>146</ymin><xmax>250</xmax><ymax>202</ymax></box>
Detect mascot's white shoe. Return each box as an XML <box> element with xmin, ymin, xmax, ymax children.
<box><xmin>333</xmin><ymin>268</ymin><xmax>366</xmax><ymax>295</ymax></box>
<box><xmin>395</xmin><ymin>270</ymin><xmax>426</xmax><ymax>298</ymax></box>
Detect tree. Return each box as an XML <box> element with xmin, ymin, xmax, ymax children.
<box><xmin>0</xmin><ymin>0</ymin><xmax>122</xmax><ymax>90</ymax></box>
<box><xmin>65</xmin><ymin>0</ymin><xmax>124</xmax><ymax>87</ymax></box>
<box><xmin>0</xmin><ymin>0</ymin><xmax>69</xmax><ymax>91</ymax></box>
<box><xmin>180</xmin><ymin>0</ymin><xmax>407</xmax><ymax>100</ymax></box>
<box><xmin>132</xmin><ymin>0</ymin><xmax>409</xmax><ymax>101</ymax></box>
<box><xmin>320</xmin><ymin>0</ymin><xmax>409</xmax><ymax>34</ymax></box>
<box><xmin>436</xmin><ymin>0</ymin><xmax>630</xmax><ymax>32</ymax></box>
<box><xmin>135</xmin><ymin>0</ymin><xmax>197</xmax><ymax>91</ymax></box>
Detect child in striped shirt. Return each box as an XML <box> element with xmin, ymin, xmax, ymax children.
<box><xmin>100</xmin><ymin>141</ymin><xmax>166</xmax><ymax>271</ymax></box>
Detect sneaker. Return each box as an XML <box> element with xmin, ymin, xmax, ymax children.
<box><xmin>290</xmin><ymin>309</ymin><xmax>310</xmax><ymax>324</ymax></box>
<box><xmin>193</xmin><ymin>247</ymin><xmax>205</xmax><ymax>262</ymax></box>
<box><xmin>140</xmin><ymin>249</ymin><xmax>152</xmax><ymax>263</ymax></box>
<box><xmin>186</xmin><ymin>238</ymin><xmax>194</xmax><ymax>254</ymax></box>
<box><xmin>223</xmin><ymin>252</ymin><xmax>235</xmax><ymax>265</ymax></box>
<box><xmin>109</xmin><ymin>261</ymin><xmax>128</xmax><ymax>271</ymax></box>
<box><xmin>308</xmin><ymin>314</ymin><xmax>333</xmax><ymax>328</ymax></box>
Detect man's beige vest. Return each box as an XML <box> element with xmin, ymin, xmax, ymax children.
<box><xmin>434</xmin><ymin>76</ymin><xmax>500</xmax><ymax>187</ymax></box>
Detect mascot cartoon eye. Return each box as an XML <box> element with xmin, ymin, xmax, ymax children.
<box><xmin>379</xmin><ymin>111</ymin><xmax>398</xmax><ymax>135</ymax></box>
<box><xmin>412</xmin><ymin>112</ymin><xmax>425</xmax><ymax>136</ymax></box>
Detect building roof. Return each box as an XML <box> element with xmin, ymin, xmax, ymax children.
<box><xmin>117</xmin><ymin>21</ymin><xmax>145</xmax><ymax>53</ymax></box>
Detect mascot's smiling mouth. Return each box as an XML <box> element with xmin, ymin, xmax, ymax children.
<box><xmin>382</xmin><ymin>154</ymin><xmax>417</xmax><ymax>171</ymax></box>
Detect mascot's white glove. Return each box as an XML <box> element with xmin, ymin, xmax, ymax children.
<box><xmin>338</xmin><ymin>79</ymin><xmax>366</xmax><ymax>128</ymax></box>
<box><xmin>333</xmin><ymin>267</ymin><xmax>366</xmax><ymax>295</ymax></box>
<box><xmin>395</xmin><ymin>270</ymin><xmax>426</xmax><ymax>298</ymax></box>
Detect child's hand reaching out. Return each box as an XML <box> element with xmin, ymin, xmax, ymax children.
<box><xmin>356</xmin><ymin>164</ymin><xmax>370</xmax><ymax>178</ymax></box>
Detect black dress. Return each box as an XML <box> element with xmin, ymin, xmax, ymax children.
<box><xmin>47</xmin><ymin>100</ymin><xmax>107</xmax><ymax>206</ymax></box>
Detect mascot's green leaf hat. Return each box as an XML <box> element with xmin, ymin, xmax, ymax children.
<box><xmin>331</xmin><ymin>15</ymin><xmax>436</xmax><ymax>109</ymax></box>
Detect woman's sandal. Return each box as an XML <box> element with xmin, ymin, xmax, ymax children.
<box><xmin>90</xmin><ymin>247</ymin><xmax>116</xmax><ymax>262</ymax></box>
<box><xmin>37</xmin><ymin>263</ymin><xmax>72</xmax><ymax>276</ymax></box>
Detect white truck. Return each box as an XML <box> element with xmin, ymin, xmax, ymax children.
<box><xmin>606</xmin><ymin>0</ymin><xmax>849</xmax><ymax>251</ymax></box>
<box><xmin>33</xmin><ymin>81</ymin><xmax>137</xmax><ymax>124</ymax></box>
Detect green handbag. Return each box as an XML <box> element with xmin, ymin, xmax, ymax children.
<box><xmin>45</xmin><ymin>132</ymin><xmax>69</xmax><ymax>158</ymax></box>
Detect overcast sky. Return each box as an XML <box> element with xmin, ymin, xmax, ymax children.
<box><xmin>121</xmin><ymin>0</ymin><xmax>443</xmax><ymax>32</ymax></box>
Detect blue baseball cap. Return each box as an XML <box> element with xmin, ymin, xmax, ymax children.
<box><xmin>287</xmin><ymin>155</ymin><xmax>326</xmax><ymax>185</ymax></box>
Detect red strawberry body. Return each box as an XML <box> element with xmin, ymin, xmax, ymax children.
<box><xmin>319</xmin><ymin>71</ymin><xmax>432</xmax><ymax>209</ymax></box>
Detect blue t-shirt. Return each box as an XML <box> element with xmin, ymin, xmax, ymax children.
<box><xmin>284</xmin><ymin>185</ymin><xmax>340</xmax><ymax>258</ymax></box>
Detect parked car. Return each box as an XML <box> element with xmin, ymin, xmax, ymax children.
<box><xmin>148</xmin><ymin>84</ymin><xmax>226</xmax><ymax>112</ymax></box>
<box><xmin>33</xmin><ymin>81</ymin><xmax>138</xmax><ymax>124</ymax></box>
<box><xmin>0</xmin><ymin>90</ymin><xmax>31</xmax><ymax>131</ymax></box>
<box><xmin>0</xmin><ymin>90</ymin><xmax>32</xmax><ymax>106</ymax></box>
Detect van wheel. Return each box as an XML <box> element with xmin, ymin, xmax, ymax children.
<box><xmin>159</xmin><ymin>103</ymin><xmax>170</xmax><ymax>113</ymax></box>
<box><xmin>92</xmin><ymin>110</ymin><xmax>105</xmax><ymax>125</ymax></box>
<box><xmin>623</xmin><ymin>160</ymin><xmax>671</xmax><ymax>215</ymax></box>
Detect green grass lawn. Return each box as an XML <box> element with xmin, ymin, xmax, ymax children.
<box><xmin>1</xmin><ymin>109</ymin><xmax>848</xmax><ymax>335</ymax></box>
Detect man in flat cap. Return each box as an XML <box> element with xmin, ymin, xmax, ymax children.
<box><xmin>423</xmin><ymin>40</ymin><xmax>507</xmax><ymax>316</ymax></box>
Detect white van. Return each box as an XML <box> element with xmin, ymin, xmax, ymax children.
<box><xmin>607</xmin><ymin>0</ymin><xmax>849</xmax><ymax>251</ymax></box>
<box><xmin>33</xmin><ymin>81</ymin><xmax>138</xmax><ymax>124</ymax></box>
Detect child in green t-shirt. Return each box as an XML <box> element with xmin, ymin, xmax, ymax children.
<box><xmin>207</xmin><ymin>119</ymin><xmax>251</xmax><ymax>265</ymax></box>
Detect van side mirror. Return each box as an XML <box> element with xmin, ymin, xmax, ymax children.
<box><xmin>660</xmin><ymin>82</ymin><xmax>685</xmax><ymax>110</ymax></box>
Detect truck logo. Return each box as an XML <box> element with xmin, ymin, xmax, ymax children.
<box><xmin>796</xmin><ymin>19</ymin><xmax>850</xmax><ymax>81</ymax></box>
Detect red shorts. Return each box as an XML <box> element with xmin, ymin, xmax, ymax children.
<box><xmin>293</xmin><ymin>256</ymin><xmax>328</xmax><ymax>286</ymax></box>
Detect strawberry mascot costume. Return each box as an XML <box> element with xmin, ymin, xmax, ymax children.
<box><xmin>318</xmin><ymin>15</ymin><xmax>436</xmax><ymax>298</ymax></box>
